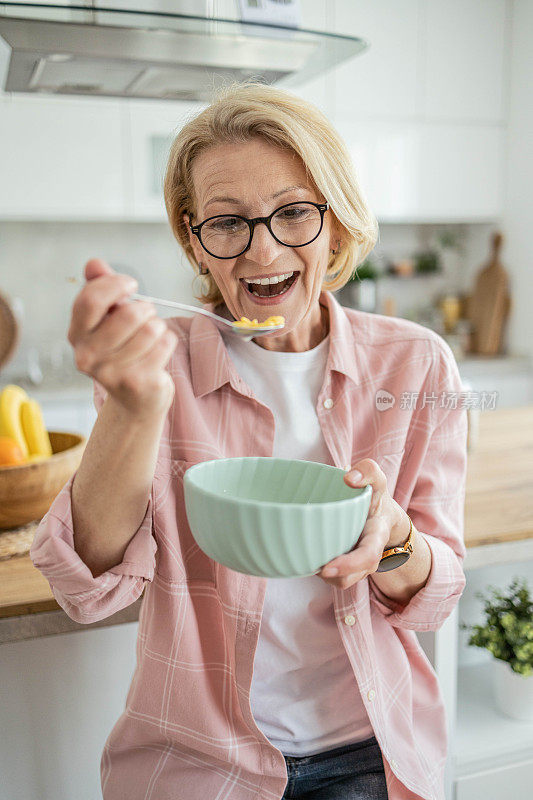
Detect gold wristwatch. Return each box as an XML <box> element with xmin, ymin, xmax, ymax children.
<box><xmin>376</xmin><ymin>515</ymin><xmax>414</xmax><ymax>572</ymax></box>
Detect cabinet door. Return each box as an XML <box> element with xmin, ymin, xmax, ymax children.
<box><xmin>0</xmin><ymin>94</ymin><xmax>126</xmax><ymax>219</ymax></box>
<box><xmin>455</xmin><ymin>758</ymin><xmax>533</xmax><ymax>800</ymax></box>
<box><xmin>423</xmin><ymin>0</ymin><xmax>507</xmax><ymax>123</ymax></box>
<box><xmin>336</xmin><ymin>119</ymin><xmax>503</xmax><ymax>222</ymax></box>
<box><xmin>331</xmin><ymin>0</ymin><xmax>420</xmax><ymax>121</ymax></box>
<box><xmin>126</xmin><ymin>99</ymin><xmax>204</xmax><ymax>220</ymax></box>
<box><xmin>288</xmin><ymin>0</ymin><xmax>331</xmax><ymax>117</ymax></box>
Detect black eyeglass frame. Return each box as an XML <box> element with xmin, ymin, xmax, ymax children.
<box><xmin>189</xmin><ymin>201</ymin><xmax>329</xmax><ymax>260</ymax></box>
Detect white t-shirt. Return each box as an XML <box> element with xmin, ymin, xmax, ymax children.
<box><xmin>222</xmin><ymin>329</ymin><xmax>373</xmax><ymax>757</ymax></box>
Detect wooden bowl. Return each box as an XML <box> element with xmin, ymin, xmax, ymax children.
<box><xmin>0</xmin><ymin>432</ymin><xmax>87</xmax><ymax>529</ymax></box>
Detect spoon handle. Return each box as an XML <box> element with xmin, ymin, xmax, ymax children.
<box><xmin>129</xmin><ymin>293</ymin><xmax>234</xmax><ymax>329</ymax></box>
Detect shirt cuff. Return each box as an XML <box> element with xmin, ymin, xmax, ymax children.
<box><xmin>369</xmin><ymin>531</ymin><xmax>466</xmax><ymax>630</ymax></box>
<box><xmin>30</xmin><ymin>471</ymin><xmax>156</xmax><ymax>599</ymax></box>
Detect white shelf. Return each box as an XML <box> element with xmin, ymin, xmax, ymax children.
<box><xmin>454</xmin><ymin>662</ymin><xmax>533</xmax><ymax>777</ymax></box>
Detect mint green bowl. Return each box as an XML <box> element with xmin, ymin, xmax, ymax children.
<box><xmin>183</xmin><ymin>457</ymin><xmax>372</xmax><ymax>578</ymax></box>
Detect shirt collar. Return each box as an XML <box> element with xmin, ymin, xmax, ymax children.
<box><xmin>189</xmin><ymin>290</ymin><xmax>362</xmax><ymax>398</ymax></box>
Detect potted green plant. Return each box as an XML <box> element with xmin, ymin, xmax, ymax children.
<box><xmin>342</xmin><ymin>257</ymin><xmax>381</xmax><ymax>312</ymax></box>
<box><xmin>414</xmin><ymin>249</ymin><xmax>441</xmax><ymax>275</ymax></box>
<box><xmin>461</xmin><ymin>577</ymin><xmax>533</xmax><ymax>721</ymax></box>
<box><xmin>435</xmin><ymin>228</ymin><xmax>466</xmax><ymax>288</ymax></box>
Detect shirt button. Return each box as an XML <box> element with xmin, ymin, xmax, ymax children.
<box><xmin>323</xmin><ymin>398</ymin><xmax>333</xmax><ymax>409</ymax></box>
<box><xmin>343</xmin><ymin>614</ymin><xmax>355</xmax><ymax>626</ymax></box>
<box><xmin>391</xmin><ymin>758</ymin><xmax>399</xmax><ymax>770</ymax></box>
<box><xmin>367</xmin><ymin>689</ymin><xmax>376</xmax><ymax>701</ymax></box>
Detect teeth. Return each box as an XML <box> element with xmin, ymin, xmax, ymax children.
<box><xmin>247</xmin><ymin>271</ymin><xmax>294</xmax><ymax>285</ymax></box>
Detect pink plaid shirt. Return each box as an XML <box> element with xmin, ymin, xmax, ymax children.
<box><xmin>30</xmin><ymin>290</ymin><xmax>467</xmax><ymax>800</ymax></box>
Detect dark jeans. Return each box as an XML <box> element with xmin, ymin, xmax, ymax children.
<box><xmin>282</xmin><ymin>735</ymin><xmax>388</xmax><ymax>800</ymax></box>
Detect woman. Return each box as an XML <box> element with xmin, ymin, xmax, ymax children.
<box><xmin>30</xmin><ymin>82</ymin><xmax>467</xmax><ymax>800</ymax></box>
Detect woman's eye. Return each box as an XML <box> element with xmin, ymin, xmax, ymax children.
<box><xmin>212</xmin><ymin>218</ymin><xmax>241</xmax><ymax>231</ymax></box>
<box><xmin>278</xmin><ymin>207</ymin><xmax>308</xmax><ymax>220</ymax></box>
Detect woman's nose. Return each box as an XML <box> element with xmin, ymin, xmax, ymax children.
<box><xmin>244</xmin><ymin>222</ymin><xmax>284</xmax><ymax>265</ymax></box>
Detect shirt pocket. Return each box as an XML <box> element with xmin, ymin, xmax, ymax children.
<box><xmin>153</xmin><ymin>457</ymin><xmax>216</xmax><ymax>585</ymax></box>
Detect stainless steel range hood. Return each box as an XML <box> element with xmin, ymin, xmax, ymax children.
<box><xmin>0</xmin><ymin>3</ymin><xmax>369</xmax><ymax>101</ymax></box>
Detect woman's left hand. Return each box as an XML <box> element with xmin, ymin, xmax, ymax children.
<box><xmin>317</xmin><ymin>458</ymin><xmax>408</xmax><ymax>590</ymax></box>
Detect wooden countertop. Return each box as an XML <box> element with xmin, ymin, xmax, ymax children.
<box><xmin>463</xmin><ymin>406</ymin><xmax>533</xmax><ymax>548</ymax></box>
<box><xmin>1</xmin><ymin>405</ymin><xmax>532</xmax><ymax>621</ymax></box>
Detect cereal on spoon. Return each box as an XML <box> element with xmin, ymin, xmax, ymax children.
<box><xmin>232</xmin><ymin>315</ymin><xmax>285</xmax><ymax>329</ymax></box>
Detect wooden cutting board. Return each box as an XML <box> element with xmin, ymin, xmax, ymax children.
<box><xmin>467</xmin><ymin>231</ymin><xmax>512</xmax><ymax>355</ymax></box>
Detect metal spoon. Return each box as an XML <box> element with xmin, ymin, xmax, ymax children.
<box><xmin>66</xmin><ymin>278</ymin><xmax>285</xmax><ymax>341</ymax></box>
<box><xmin>129</xmin><ymin>293</ymin><xmax>285</xmax><ymax>341</ymax></box>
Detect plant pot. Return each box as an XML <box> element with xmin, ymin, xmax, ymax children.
<box><xmin>342</xmin><ymin>280</ymin><xmax>377</xmax><ymax>313</ymax></box>
<box><xmin>491</xmin><ymin>657</ymin><xmax>533</xmax><ymax>721</ymax></box>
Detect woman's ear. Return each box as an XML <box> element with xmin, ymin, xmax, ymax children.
<box><xmin>183</xmin><ymin>213</ymin><xmax>199</xmax><ymax>255</ymax></box>
<box><xmin>329</xmin><ymin>218</ymin><xmax>345</xmax><ymax>254</ymax></box>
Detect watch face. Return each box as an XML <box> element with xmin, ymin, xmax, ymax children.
<box><xmin>376</xmin><ymin>551</ymin><xmax>411</xmax><ymax>572</ymax></box>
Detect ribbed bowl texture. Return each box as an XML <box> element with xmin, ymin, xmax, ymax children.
<box><xmin>183</xmin><ymin>457</ymin><xmax>372</xmax><ymax>578</ymax></box>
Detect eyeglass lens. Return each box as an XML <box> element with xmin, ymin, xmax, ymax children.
<box><xmin>199</xmin><ymin>202</ymin><xmax>323</xmax><ymax>258</ymax></box>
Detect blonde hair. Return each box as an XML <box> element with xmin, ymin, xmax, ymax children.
<box><xmin>164</xmin><ymin>81</ymin><xmax>379</xmax><ymax>306</ymax></box>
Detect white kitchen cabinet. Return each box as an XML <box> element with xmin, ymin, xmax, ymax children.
<box><xmin>329</xmin><ymin>0</ymin><xmax>507</xmax><ymax>223</ymax></box>
<box><xmin>423</xmin><ymin>0</ymin><xmax>508</xmax><ymax>123</ymax></box>
<box><xmin>455</xmin><ymin>759</ymin><xmax>533</xmax><ymax>800</ymax></box>
<box><xmin>125</xmin><ymin>99</ymin><xmax>203</xmax><ymax>220</ymax></box>
<box><xmin>287</xmin><ymin>0</ymin><xmax>331</xmax><ymax>117</ymax></box>
<box><xmin>332</xmin><ymin>0</ymin><xmax>507</xmax><ymax>125</ymax></box>
<box><xmin>0</xmin><ymin>94</ymin><xmax>127</xmax><ymax>219</ymax></box>
<box><xmin>332</xmin><ymin>0</ymin><xmax>420</xmax><ymax>121</ymax></box>
<box><xmin>453</xmin><ymin>559</ymin><xmax>533</xmax><ymax>799</ymax></box>
<box><xmin>336</xmin><ymin>118</ymin><xmax>504</xmax><ymax>222</ymax></box>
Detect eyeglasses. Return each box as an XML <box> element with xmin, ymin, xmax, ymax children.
<box><xmin>189</xmin><ymin>201</ymin><xmax>329</xmax><ymax>259</ymax></box>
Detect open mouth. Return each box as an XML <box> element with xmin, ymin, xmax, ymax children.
<box><xmin>240</xmin><ymin>271</ymin><xmax>300</xmax><ymax>301</ymax></box>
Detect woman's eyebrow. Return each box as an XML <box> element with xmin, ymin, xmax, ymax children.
<box><xmin>204</xmin><ymin>185</ymin><xmax>310</xmax><ymax>209</ymax></box>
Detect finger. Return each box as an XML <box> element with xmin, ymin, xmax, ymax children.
<box><xmin>79</xmin><ymin>300</ymin><xmax>158</xmax><ymax>362</ymax></box>
<box><xmin>84</xmin><ymin>257</ymin><xmax>114</xmax><ymax>283</ymax></box>
<box><xmin>95</xmin><ymin>325</ymin><xmax>177</xmax><ymax>388</ymax></box>
<box><xmin>76</xmin><ymin>308</ymin><xmax>170</xmax><ymax>376</ymax></box>
<box><xmin>344</xmin><ymin>458</ymin><xmax>386</xmax><ymax>491</ymax></box>
<box><xmin>319</xmin><ymin>571</ymin><xmax>368</xmax><ymax>590</ymax></box>
<box><xmin>321</xmin><ymin>518</ymin><xmax>388</xmax><ymax>577</ymax></box>
<box><xmin>69</xmin><ymin>272</ymin><xmax>138</xmax><ymax>342</ymax></box>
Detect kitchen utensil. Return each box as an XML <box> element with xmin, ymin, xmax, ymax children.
<box><xmin>0</xmin><ymin>431</ymin><xmax>86</xmax><ymax>529</ymax></box>
<box><xmin>129</xmin><ymin>293</ymin><xmax>285</xmax><ymax>340</ymax></box>
<box><xmin>0</xmin><ymin>292</ymin><xmax>21</xmax><ymax>371</ymax></box>
<box><xmin>65</xmin><ymin>278</ymin><xmax>285</xmax><ymax>340</ymax></box>
<box><xmin>183</xmin><ymin>456</ymin><xmax>372</xmax><ymax>578</ymax></box>
<box><xmin>466</xmin><ymin>231</ymin><xmax>512</xmax><ymax>355</ymax></box>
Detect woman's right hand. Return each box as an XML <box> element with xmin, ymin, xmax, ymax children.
<box><xmin>68</xmin><ymin>259</ymin><xmax>178</xmax><ymax>419</ymax></box>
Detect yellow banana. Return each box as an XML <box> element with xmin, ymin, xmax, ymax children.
<box><xmin>0</xmin><ymin>384</ymin><xmax>30</xmax><ymax>459</ymax></box>
<box><xmin>20</xmin><ymin>399</ymin><xmax>53</xmax><ymax>458</ymax></box>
